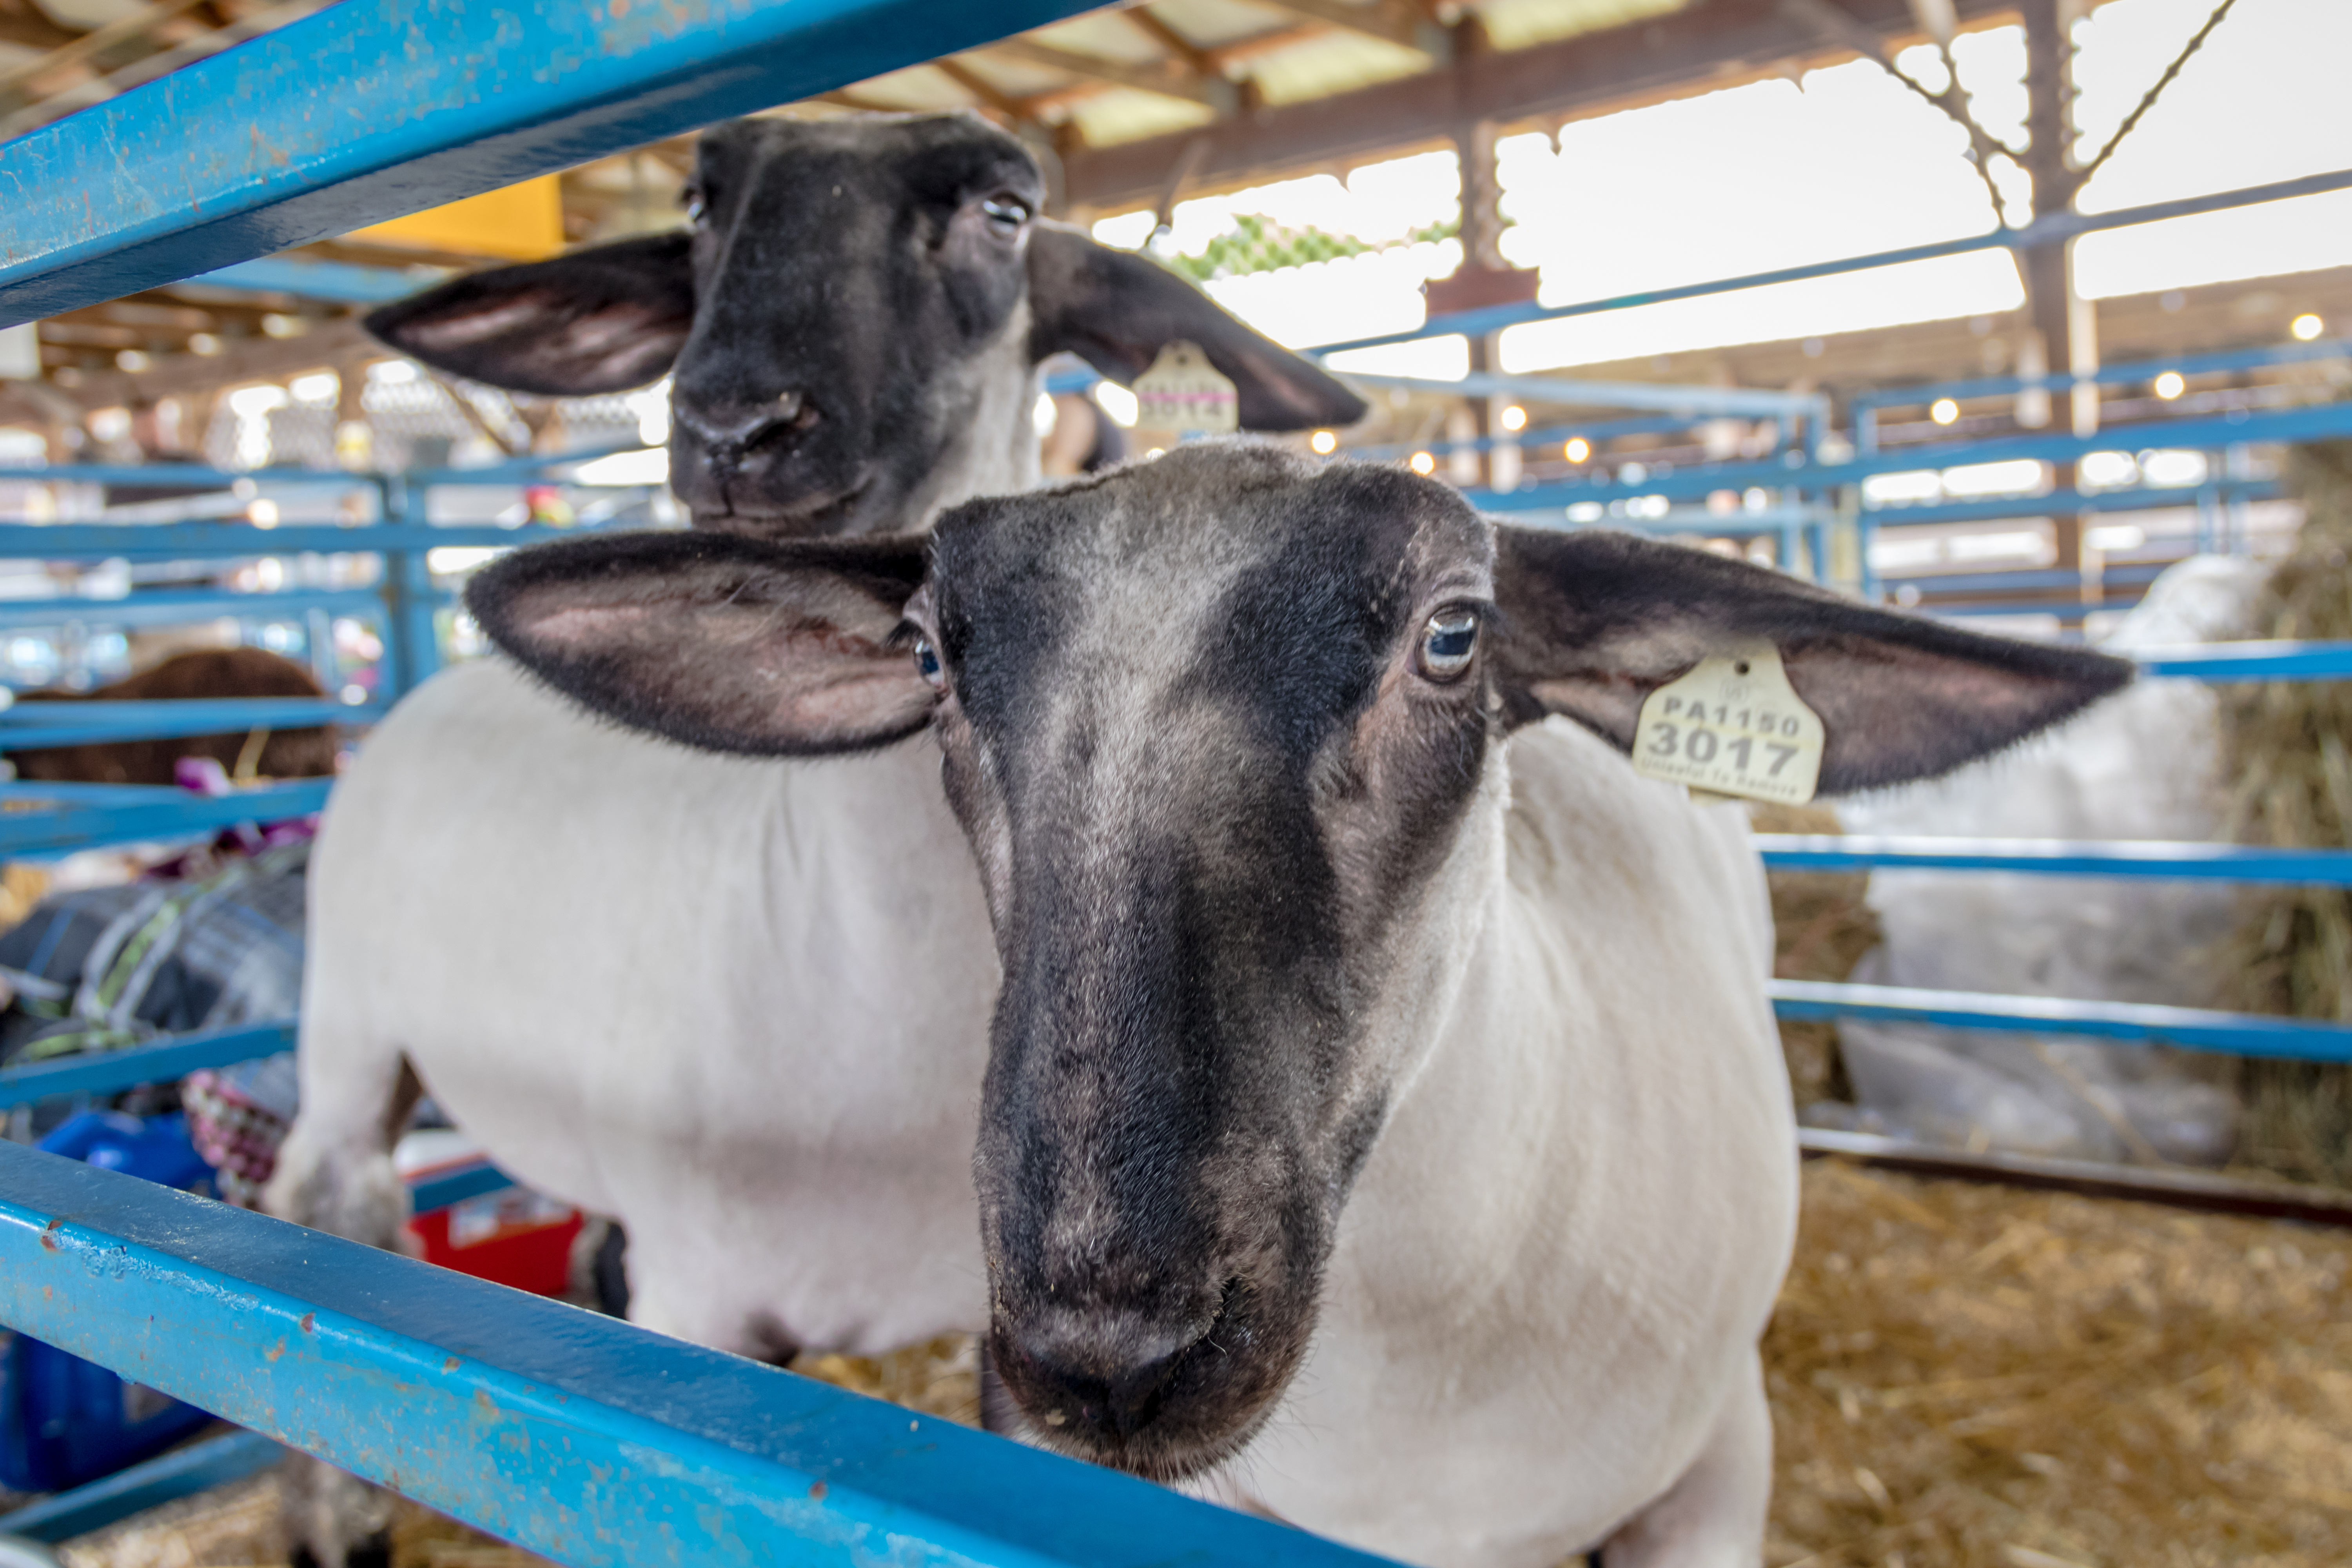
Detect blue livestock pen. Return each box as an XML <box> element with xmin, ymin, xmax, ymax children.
<box><xmin>0</xmin><ymin>0</ymin><xmax>2349</xmax><ymax>1560</ymax></box>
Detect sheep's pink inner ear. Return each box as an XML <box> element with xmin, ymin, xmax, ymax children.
<box><xmin>365</xmin><ymin>232</ymin><xmax>694</xmax><ymax>397</ymax></box>
<box><xmin>470</xmin><ymin>533</ymin><xmax>933</xmax><ymax>759</ymax></box>
<box><xmin>1491</xmin><ymin>526</ymin><xmax>2132</xmax><ymax>794</ymax></box>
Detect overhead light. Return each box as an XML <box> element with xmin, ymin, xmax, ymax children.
<box><xmin>114</xmin><ymin>349</ymin><xmax>151</xmax><ymax>373</ymax></box>
<box><xmin>1930</xmin><ymin>398</ymin><xmax>1960</xmax><ymax>425</ymax></box>
<box><xmin>2153</xmin><ymin>370</ymin><xmax>2185</xmax><ymax>400</ymax></box>
<box><xmin>1499</xmin><ymin>405</ymin><xmax>1526</xmax><ymax>432</ymax></box>
<box><xmin>187</xmin><ymin>333</ymin><xmax>221</xmax><ymax>356</ymax></box>
<box><xmin>1309</xmin><ymin>430</ymin><xmax>1337</xmax><ymax>455</ymax></box>
<box><xmin>1563</xmin><ymin>436</ymin><xmax>1590</xmax><ymax>463</ymax></box>
<box><xmin>2292</xmin><ymin>313</ymin><xmax>2324</xmax><ymax>341</ymax></box>
<box><xmin>1408</xmin><ymin>451</ymin><xmax>1436</xmax><ymax>475</ymax></box>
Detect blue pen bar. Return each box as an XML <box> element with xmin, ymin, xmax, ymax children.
<box><xmin>1757</xmin><ymin>835</ymin><xmax>2352</xmax><ymax>885</ymax></box>
<box><xmin>1769</xmin><ymin>981</ymin><xmax>2352</xmax><ymax>1062</ymax></box>
<box><xmin>0</xmin><ymin>783</ymin><xmax>332</xmax><ymax>855</ymax></box>
<box><xmin>0</xmin><ymin>1021</ymin><xmax>297</xmax><ymax>1111</ymax></box>
<box><xmin>0</xmin><ymin>1142</ymin><xmax>1403</xmax><ymax>1568</ymax></box>
<box><xmin>0</xmin><ymin>0</ymin><xmax>1106</xmax><ymax>324</ymax></box>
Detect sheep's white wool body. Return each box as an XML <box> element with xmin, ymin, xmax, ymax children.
<box><xmin>1200</xmin><ymin>718</ymin><xmax>1797</xmax><ymax>1567</ymax></box>
<box><xmin>283</xmin><ymin>657</ymin><xmax>997</xmax><ymax>1356</ymax></box>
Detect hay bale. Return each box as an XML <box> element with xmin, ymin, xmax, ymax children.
<box><xmin>2219</xmin><ymin>441</ymin><xmax>2352</xmax><ymax>1186</ymax></box>
<box><xmin>1754</xmin><ymin>801</ymin><xmax>1879</xmax><ymax>1107</ymax></box>
<box><xmin>1766</xmin><ymin>1160</ymin><xmax>2352</xmax><ymax>1568</ymax></box>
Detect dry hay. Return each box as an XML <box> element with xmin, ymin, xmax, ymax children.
<box><xmin>1767</xmin><ymin>1159</ymin><xmax>2352</xmax><ymax>1568</ymax></box>
<box><xmin>1753</xmin><ymin>801</ymin><xmax>1879</xmax><ymax>1107</ymax></box>
<box><xmin>2218</xmin><ymin>440</ymin><xmax>2352</xmax><ymax>1187</ymax></box>
<box><xmin>53</xmin><ymin>1468</ymin><xmax>289</xmax><ymax>1568</ymax></box>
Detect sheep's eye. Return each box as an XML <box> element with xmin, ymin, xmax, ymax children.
<box><xmin>980</xmin><ymin>195</ymin><xmax>1031</xmax><ymax>230</ymax></box>
<box><xmin>913</xmin><ymin>635</ymin><xmax>947</xmax><ymax>690</ymax></box>
<box><xmin>682</xmin><ymin>188</ymin><xmax>708</xmax><ymax>228</ymax></box>
<box><xmin>1418</xmin><ymin>609</ymin><xmax>1478</xmax><ymax>681</ymax></box>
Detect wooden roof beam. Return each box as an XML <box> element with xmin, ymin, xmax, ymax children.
<box><xmin>931</xmin><ymin>57</ymin><xmax>1030</xmax><ymax>122</ymax></box>
<box><xmin>1256</xmin><ymin>0</ymin><xmax>1445</xmax><ymax>56</ymax></box>
<box><xmin>1064</xmin><ymin>0</ymin><xmax>2018</xmax><ymax>209</ymax></box>
<box><xmin>1122</xmin><ymin>6</ymin><xmax>1218</xmax><ymax>78</ymax></box>
<box><xmin>981</xmin><ymin>36</ymin><xmax>1226</xmax><ymax>111</ymax></box>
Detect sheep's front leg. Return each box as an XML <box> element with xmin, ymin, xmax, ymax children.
<box><xmin>1599</xmin><ymin>1348</ymin><xmax>1772</xmax><ymax>1568</ymax></box>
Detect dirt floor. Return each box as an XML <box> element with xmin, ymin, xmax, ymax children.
<box><xmin>43</xmin><ymin>1162</ymin><xmax>2350</xmax><ymax>1568</ymax></box>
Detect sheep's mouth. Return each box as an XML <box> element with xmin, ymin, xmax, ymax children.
<box><xmin>692</xmin><ymin>472</ymin><xmax>877</xmax><ymax>539</ymax></box>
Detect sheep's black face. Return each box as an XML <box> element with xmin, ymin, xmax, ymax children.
<box><xmin>670</xmin><ymin>116</ymin><xmax>1045</xmax><ymax>535</ymax></box>
<box><xmin>913</xmin><ymin>447</ymin><xmax>1498</xmax><ymax>1480</ymax></box>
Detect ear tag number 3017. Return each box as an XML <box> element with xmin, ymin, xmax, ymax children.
<box><xmin>1631</xmin><ymin>641</ymin><xmax>1824</xmax><ymax>806</ymax></box>
<box><xmin>1133</xmin><ymin>341</ymin><xmax>1238</xmax><ymax>435</ymax></box>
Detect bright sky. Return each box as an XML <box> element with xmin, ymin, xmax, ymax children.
<box><xmin>1093</xmin><ymin>0</ymin><xmax>2352</xmax><ymax>379</ymax></box>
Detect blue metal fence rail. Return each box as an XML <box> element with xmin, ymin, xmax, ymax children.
<box><xmin>0</xmin><ymin>1141</ymin><xmax>1401</xmax><ymax>1568</ymax></box>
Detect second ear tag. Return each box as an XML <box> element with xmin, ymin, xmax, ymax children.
<box><xmin>1132</xmin><ymin>341</ymin><xmax>1238</xmax><ymax>435</ymax></box>
<box><xmin>1630</xmin><ymin>641</ymin><xmax>1824</xmax><ymax>805</ymax></box>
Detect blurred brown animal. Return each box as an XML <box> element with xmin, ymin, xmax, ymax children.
<box><xmin>7</xmin><ymin>648</ymin><xmax>341</xmax><ymax>785</ymax></box>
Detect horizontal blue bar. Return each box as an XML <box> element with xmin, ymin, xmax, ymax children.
<box><xmin>0</xmin><ymin>524</ymin><xmax>549</xmax><ymax>559</ymax></box>
<box><xmin>1769</xmin><ymin>980</ymin><xmax>2352</xmax><ymax>1061</ymax></box>
<box><xmin>1882</xmin><ymin>563</ymin><xmax>2174</xmax><ymax>595</ymax></box>
<box><xmin>1311</xmin><ymin>167</ymin><xmax>2352</xmax><ymax>358</ymax></box>
<box><xmin>1334</xmin><ymin>370</ymin><xmax>1815</xmax><ymax>419</ymax></box>
<box><xmin>0</xmin><ymin>1429</ymin><xmax>284</xmax><ymax>1544</ymax></box>
<box><xmin>0</xmin><ymin>1021</ymin><xmax>295</xmax><ymax>1110</ymax></box>
<box><xmin>0</xmin><ymin>779</ymin><xmax>196</xmax><ymax>802</ymax></box>
<box><xmin>0</xmin><ymin>782</ymin><xmax>332</xmax><ymax>854</ymax></box>
<box><xmin>2134</xmin><ymin>639</ymin><xmax>2352</xmax><ymax>681</ymax></box>
<box><xmin>1851</xmin><ymin>336</ymin><xmax>2352</xmax><ymax>411</ymax></box>
<box><xmin>0</xmin><ymin>588</ymin><xmax>386</xmax><ymax>630</ymax></box>
<box><xmin>0</xmin><ymin>1143</ymin><xmax>1402</xmax><ymax>1568</ymax></box>
<box><xmin>1464</xmin><ymin>402</ymin><xmax>2352</xmax><ymax>512</ymax></box>
<box><xmin>0</xmin><ymin>465</ymin><xmax>370</xmax><ymax>490</ymax></box>
<box><xmin>1860</xmin><ymin>481</ymin><xmax>2279</xmax><ymax>530</ymax></box>
<box><xmin>1923</xmin><ymin>597</ymin><xmax>2141</xmax><ymax>621</ymax></box>
<box><xmin>408</xmin><ymin>1161</ymin><xmax>518</xmax><ymax>1216</ymax></box>
<box><xmin>190</xmin><ymin>257</ymin><xmax>441</xmax><ymax>305</ymax></box>
<box><xmin>0</xmin><ymin>0</ymin><xmax>1106</xmax><ymax>325</ymax></box>
<box><xmin>1757</xmin><ymin>835</ymin><xmax>2352</xmax><ymax>884</ymax></box>
<box><xmin>1</xmin><ymin>701</ymin><xmax>377</xmax><ymax>748</ymax></box>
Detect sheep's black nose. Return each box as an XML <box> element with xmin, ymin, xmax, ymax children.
<box><xmin>674</xmin><ymin>390</ymin><xmax>818</xmax><ymax>465</ymax></box>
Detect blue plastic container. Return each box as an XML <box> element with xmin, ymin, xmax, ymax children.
<box><xmin>0</xmin><ymin>1112</ymin><xmax>218</xmax><ymax>1492</ymax></box>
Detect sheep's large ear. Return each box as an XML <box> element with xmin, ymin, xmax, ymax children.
<box><xmin>365</xmin><ymin>234</ymin><xmax>695</xmax><ymax>397</ymax></box>
<box><xmin>1026</xmin><ymin>223</ymin><xmax>1366</xmax><ymax>432</ymax></box>
<box><xmin>1492</xmin><ymin>528</ymin><xmax>2133</xmax><ymax>794</ymax></box>
<box><xmin>465</xmin><ymin>531</ymin><xmax>932</xmax><ymax>757</ymax></box>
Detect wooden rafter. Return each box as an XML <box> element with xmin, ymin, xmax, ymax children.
<box><xmin>1255</xmin><ymin>0</ymin><xmax>1435</xmax><ymax>54</ymax></box>
<box><xmin>1063</xmin><ymin>0</ymin><xmax>2018</xmax><ymax>209</ymax></box>
<box><xmin>1122</xmin><ymin>7</ymin><xmax>1217</xmax><ymax>78</ymax></box>
<box><xmin>981</xmin><ymin>36</ymin><xmax>1216</xmax><ymax>107</ymax></box>
<box><xmin>931</xmin><ymin>57</ymin><xmax>1029</xmax><ymax>121</ymax></box>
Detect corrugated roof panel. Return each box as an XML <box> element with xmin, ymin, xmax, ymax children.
<box><xmin>1479</xmin><ymin>0</ymin><xmax>1690</xmax><ymax>52</ymax></box>
<box><xmin>1247</xmin><ymin>29</ymin><xmax>1429</xmax><ymax>107</ymax></box>
<box><xmin>1028</xmin><ymin>10</ymin><xmax>1169</xmax><ymax>65</ymax></box>
<box><xmin>1067</xmin><ymin>86</ymin><xmax>1221</xmax><ymax>147</ymax></box>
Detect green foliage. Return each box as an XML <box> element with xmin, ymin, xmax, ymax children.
<box><xmin>1156</xmin><ymin>213</ymin><xmax>1464</xmax><ymax>283</ymax></box>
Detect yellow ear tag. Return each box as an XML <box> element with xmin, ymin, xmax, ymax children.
<box><xmin>1630</xmin><ymin>641</ymin><xmax>1824</xmax><ymax>805</ymax></box>
<box><xmin>1132</xmin><ymin>340</ymin><xmax>1239</xmax><ymax>435</ymax></box>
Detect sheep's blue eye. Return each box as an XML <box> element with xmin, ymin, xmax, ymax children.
<box><xmin>914</xmin><ymin>636</ymin><xmax>945</xmax><ymax>688</ymax></box>
<box><xmin>981</xmin><ymin>195</ymin><xmax>1030</xmax><ymax>229</ymax></box>
<box><xmin>1419</xmin><ymin>610</ymin><xmax>1478</xmax><ymax>680</ymax></box>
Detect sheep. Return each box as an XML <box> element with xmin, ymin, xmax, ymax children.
<box><xmin>468</xmin><ymin>442</ymin><xmax>2130</xmax><ymax>1566</ymax></box>
<box><xmin>7</xmin><ymin>647</ymin><xmax>339</xmax><ymax>785</ymax></box>
<box><xmin>265</xmin><ymin>114</ymin><xmax>1359</xmax><ymax>1365</ymax></box>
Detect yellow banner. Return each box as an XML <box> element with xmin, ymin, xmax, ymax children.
<box><xmin>352</xmin><ymin>177</ymin><xmax>564</xmax><ymax>261</ymax></box>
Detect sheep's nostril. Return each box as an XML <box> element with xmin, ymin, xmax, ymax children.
<box><xmin>673</xmin><ymin>391</ymin><xmax>819</xmax><ymax>460</ymax></box>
